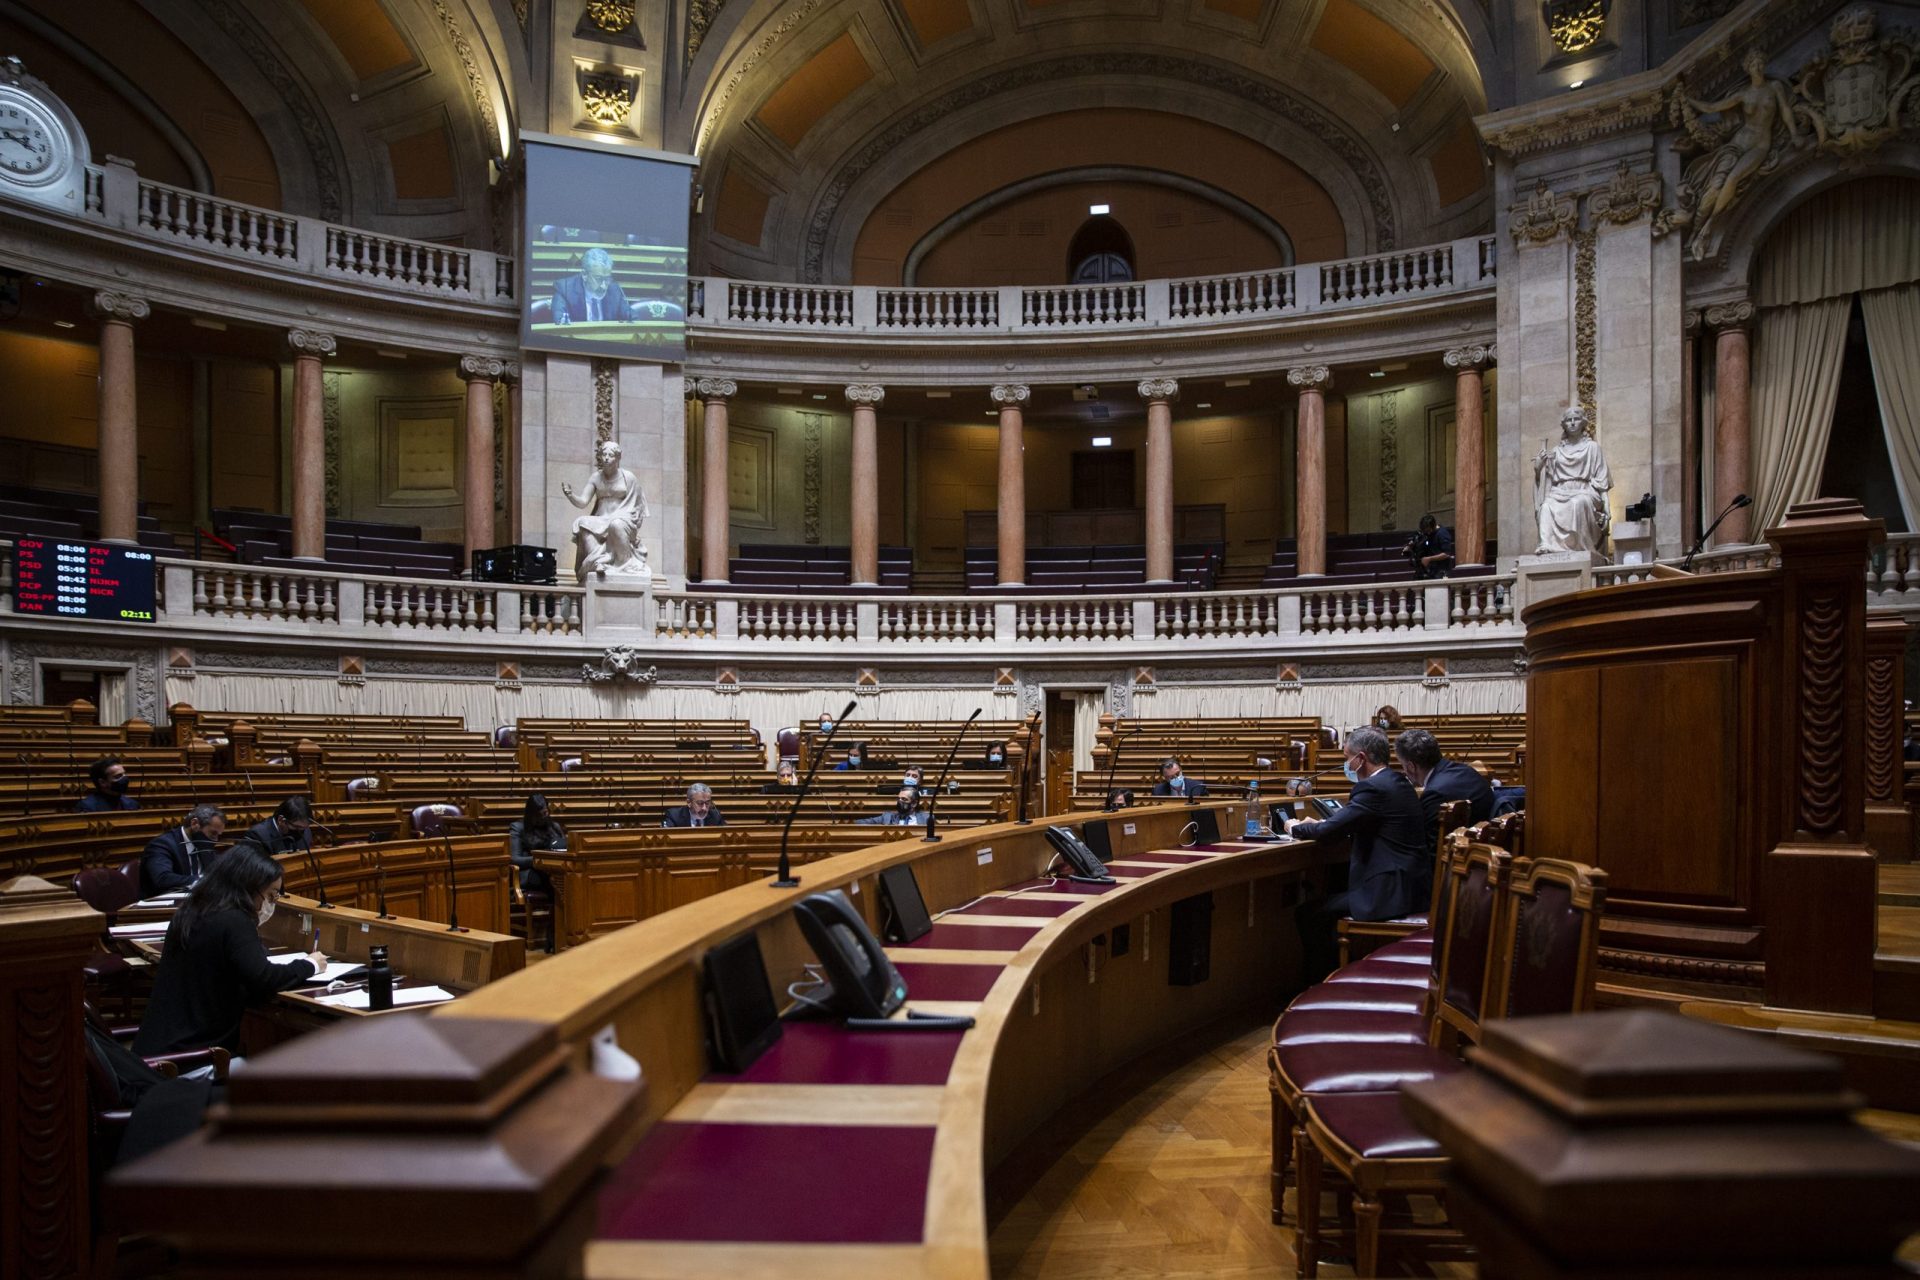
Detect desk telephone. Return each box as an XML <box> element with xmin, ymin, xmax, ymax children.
<box><xmin>1045</xmin><ymin>825</ymin><xmax>1115</xmax><ymax>883</ymax></box>
<box><xmin>791</xmin><ymin>891</ymin><xmax>973</xmax><ymax>1032</ymax></box>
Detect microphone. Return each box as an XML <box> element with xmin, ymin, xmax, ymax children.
<box><xmin>372</xmin><ymin>847</ymin><xmax>395</xmax><ymax>919</ymax></box>
<box><xmin>602</xmin><ymin>762</ymin><xmax>620</xmax><ymax>829</ymax></box>
<box><xmin>774</xmin><ymin>699</ymin><xmax>856</xmax><ymax>889</ymax></box>
<box><xmin>1103</xmin><ymin>723</ymin><xmax>1146</xmax><ymax>812</ymax></box>
<box><xmin>18</xmin><ymin>753</ymin><xmax>29</xmax><ymax>817</ymax></box>
<box><xmin>921</xmin><ymin>708</ymin><xmax>981</xmax><ymax>843</ymax></box>
<box><xmin>439</xmin><ymin>817</ymin><xmax>467</xmax><ymax>933</ymax></box>
<box><xmin>1682</xmin><ymin>493</ymin><xmax>1752</xmax><ymax>572</ymax></box>
<box><xmin>300</xmin><ymin>822</ymin><xmax>335</xmax><ymax>909</ymax></box>
<box><xmin>1014</xmin><ymin>712</ymin><xmax>1041</xmax><ymax>825</ymax></box>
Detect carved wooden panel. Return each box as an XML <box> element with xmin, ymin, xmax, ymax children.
<box><xmin>377</xmin><ymin>396</ymin><xmax>463</xmax><ymax>506</ymax></box>
<box><xmin>1</xmin><ymin>965</ymin><xmax>89</xmax><ymax>1280</ymax></box>
<box><xmin>727</xmin><ymin>424</ymin><xmax>775</xmax><ymax>529</ymax></box>
<box><xmin>1796</xmin><ymin>587</ymin><xmax>1847</xmax><ymax>836</ymax></box>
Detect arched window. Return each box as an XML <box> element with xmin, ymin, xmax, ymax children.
<box><xmin>1067</xmin><ymin>216</ymin><xmax>1135</xmax><ymax>284</ymax></box>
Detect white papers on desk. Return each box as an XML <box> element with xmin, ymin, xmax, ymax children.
<box><xmin>127</xmin><ymin>893</ymin><xmax>187</xmax><ymax>910</ymax></box>
<box><xmin>108</xmin><ymin>922</ymin><xmax>171</xmax><ymax>938</ymax></box>
<box><xmin>266</xmin><ymin>955</ymin><xmax>365</xmax><ymax>983</ymax></box>
<box><xmin>314</xmin><ymin>984</ymin><xmax>454</xmax><ymax>1009</ymax></box>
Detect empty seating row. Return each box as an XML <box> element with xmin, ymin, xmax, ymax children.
<box><xmin>1263</xmin><ymin>531</ymin><xmax>1500</xmax><ymax>586</ymax></box>
<box><xmin>961</xmin><ymin>542</ymin><xmax>1223</xmax><ymax>593</ymax></box>
<box><xmin>714</xmin><ymin>544</ymin><xmax>914</xmax><ymax>594</ymax></box>
<box><xmin>213</xmin><ymin>508</ymin><xmax>462</xmax><ymax>578</ymax></box>
<box><xmin>0</xmin><ymin>484</ymin><xmax>177</xmax><ymax>550</ymax></box>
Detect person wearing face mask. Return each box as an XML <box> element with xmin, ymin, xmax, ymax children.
<box><xmin>234</xmin><ymin>796</ymin><xmax>315</xmax><ymax>857</ymax></box>
<box><xmin>133</xmin><ymin>843</ymin><xmax>325</xmax><ymax>1057</ymax></box>
<box><xmin>815</xmin><ymin>710</ymin><xmax>837</xmax><ymax>735</ymax></box>
<box><xmin>1393</xmin><ymin>729</ymin><xmax>1494</xmax><ymax>848</ymax></box>
<box><xmin>140</xmin><ymin>803</ymin><xmax>228</xmax><ymax>897</ymax></box>
<box><xmin>507</xmin><ymin>793</ymin><xmax>567</xmax><ymax>891</ymax></box>
<box><xmin>1285</xmin><ymin>725</ymin><xmax>1429</xmax><ymax>982</ymax></box>
<box><xmin>77</xmin><ymin>756</ymin><xmax>140</xmax><ymax>813</ymax></box>
<box><xmin>663</xmin><ymin>783</ymin><xmax>727</xmax><ymax>828</ymax></box>
<box><xmin>982</xmin><ymin>744</ymin><xmax>1008</xmax><ymax>769</ymax></box>
<box><xmin>858</xmin><ymin>787</ymin><xmax>928</xmax><ymax>826</ymax></box>
<box><xmin>1152</xmin><ymin>758</ymin><xmax>1210</xmax><ymax>799</ymax></box>
<box><xmin>833</xmin><ymin>742</ymin><xmax>868</xmax><ymax>771</ymax></box>
<box><xmin>878</xmin><ymin>764</ymin><xmax>926</xmax><ymax>796</ymax></box>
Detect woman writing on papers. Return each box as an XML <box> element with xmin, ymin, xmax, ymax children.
<box><xmin>134</xmin><ymin>844</ymin><xmax>327</xmax><ymax>1057</ymax></box>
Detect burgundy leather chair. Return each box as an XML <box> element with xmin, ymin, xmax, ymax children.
<box><xmin>73</xmin><ymin>861</ymin><xmax>147</xmax><ymax>1018</ymax></box>
<box><xmin>72</xmin><ymin>861</ymin><xmax>144</xmax><ymax>917</ymax></box>
<box><xmin>409</xmin><ymin>803</ymin><xmax>463</xmax><ymax>839</ymax></box>
<box><xmin>776</xmin><ymin>727</ymin><xmax>801</xmax><ymax>764</ymax></box>
<box><xmin>1295</xmin><ymin>855</ymin><xmax>1606</xmax><ymax>1277</ymax></box>
<box><xmin>493</xmin><ymin>725</ymin><xmax>517</xmax><ymax>749</ymax></box>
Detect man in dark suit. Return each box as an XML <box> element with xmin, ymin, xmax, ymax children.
<box><xmin>77</xmin><ymin>756</ymin><xmax>140</xmax><ymax>813</ymax></box>
<box><xmin>1286</xmin><ymin>725</ymin><xmax>1430</xmax><ymax>981</ymax></box>
<box><xmin>550</xmin><ymin>248</ymin><xmax>633</xmax><ymax>325</ymax></box>
<box><xmin>858</xmin><ymin>788</ymin><xmax>928</xmax><ymax>827</ymax></box>
<box><xmin>234</xmin><ymin>795</ymin><xmax>315</xmax><ymax>856</ymax></box>
<box><xmin>1393</xmin><ymin>728</ymin><xmax>1495</xmax><ymax>846</ymax></box>
<box><xmin>140</xmin><ymin>804</ymin><xmax>227</xmax><ymax>897</ymax></box>
<box><xmin>1151</xmin><ymin>757</ymin><xmax>1209</xmax><ymax>799</ymax></box>
<box><xmin>662</xmin><ymin>783</ymin><xmax>726</xmax><ymax>828</ymax></box>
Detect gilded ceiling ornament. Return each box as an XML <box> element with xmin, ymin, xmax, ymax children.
<box><xmin>1545</xmin><ymin>0</ymin><xmax>1609</xmax><ymax>54</ymax></box>
<box><xmin>587</xmin><ymin>0</ymin><xmax>637</xmax><ymax>32</ymax></box>
<box><xmin>1586</xmin><ymin>161</ymin><xmax>1663</xmax><ymax>225</ymax></box>
<box><xmin>1794</xmin><ymin>8</ymin><xmax>1920</xmax><ymax>155</ymax></box>
<box><xmin>581</xmin><ymin>71</ymin><xmax>636</xmax><ymax>126</ymax></box>
<box><xmin>1508</xmin><ymin>180</ymin><xmax>1578</xmax><ymax>245</ymax></box>
<box><xmin>687</xmin><ymin>0</ymin><xmax>725</xmax><ymax>61</ymax></box>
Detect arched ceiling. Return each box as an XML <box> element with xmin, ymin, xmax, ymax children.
<box><xmin>676</xmin><ymin>0</ymin><xmax>1493</xmax><ymax>283</ymax></box>
<box><xmin>0</xmin><ymin>0</ymin><xmax>524</xmax><ymax>249</ymax></box>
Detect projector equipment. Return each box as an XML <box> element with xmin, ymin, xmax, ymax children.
<box><xmin>1625</xmin><ymin>492</ymin><xmax>1657</xmax><ymax>522</ymax></box>
<box><xmin>471</xmin><ymin>544</ymin><xmax>558</xmax><ymax>585</ymax></box>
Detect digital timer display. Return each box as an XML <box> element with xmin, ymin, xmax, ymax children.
<box><xmin>12</xmin><ymin>538</ymin><xmax>157</xmax><ymax>623</ymax></box>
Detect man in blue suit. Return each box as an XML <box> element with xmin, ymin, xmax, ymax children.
<box><xmin>1286</xmin><ymin>725</ymin><xmax>1430</xmax><ymax>980</ymax></box>
<box><xmin>550</xmin><ymin>248</ymin><xmax>633</xmax><ymax>324</ymax></box>
<box><xmin>139</xmin><ymin>804</ymin><xmax>226</xmax><ymax>897</ymax></box>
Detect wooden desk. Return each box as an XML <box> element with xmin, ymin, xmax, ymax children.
<box><xmin>109</xmin><ymin>803</ymin><xmax>1344</xmax><ymax>1277</ymax></box>
<box><xmin>274</xmin><ymin>834</ymin><xmax>515</xmax><ymax>935</ymax></box>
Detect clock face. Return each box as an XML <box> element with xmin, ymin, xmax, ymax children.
<box><xmin>0</xmin><ymin>102</ymin><xmax>55</xmax><ymax>178</ymax></box>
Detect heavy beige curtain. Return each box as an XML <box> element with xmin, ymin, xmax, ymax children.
<box><xmin>1862</xmin><ymin>283</ymin><xmax>1920</xmax><ymax>526</ymax></box>
<box><xmin>1750</xmin><ymin>179</ymin><xmax>1920</xmax><ymax>530</ymax></box>
<box><xmin>1072</xmin><ymin>692</ymin><xmax>1103</xmax><ymax>776</ymax></box>
<box><xmin>1750</xmin><ymin>297</ymin><xmax>1851</xmax><ymax>533</ymax></box>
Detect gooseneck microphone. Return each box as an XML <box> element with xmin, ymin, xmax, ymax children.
<box><xmin>440</xmin><ymin>817</ymin><xmax>467</xmax><ymax>933</ymax></box>
<box><xmin>774</xmin><ymin>700</ymin><xmax>857</xmax><ymax>889</ymax></box>
<box><xmin>1102</xmin><ymin>723</ymin><xmax>1147</xmax><ymax>812</ymax></box>
<box><xmin>921</xmin><ymin>708</ymin><xmax>982</xmax><ymax>843</ymax></box>
<box><xmin>372</xmin><ymin>849</ymin><xmax>395</xmax><ymax>920</ymax></box>
<box><xmin>300</xmin><ymin>822</ymin><xmax>335</xmax><ymax>909</ymax></box>
<box><xmin>1014</xmin><ymin>712</ymin><xmax>1041</xmax><ymax>825</ymax></box>
<box><xmin>1681</xmin><ymin>493</ymin><xmax>1752</xmax><ymax>572</ymax></box>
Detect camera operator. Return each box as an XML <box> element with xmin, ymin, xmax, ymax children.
<box><xmin>1404</xmin><ymin>514</ymin><xmax>1455</xmax><ymax>580</ymax></box>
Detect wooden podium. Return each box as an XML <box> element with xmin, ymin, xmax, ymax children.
<box><xmin>1523</xmin><ymin>499</ymin><xmax>1891</xmax><ymax>1015</ymax></box>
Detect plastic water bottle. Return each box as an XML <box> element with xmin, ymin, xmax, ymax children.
<box><xmin>367</xmin><ymin>944</ymin><xmax>393</xmax><ymax>1011</ymax></box>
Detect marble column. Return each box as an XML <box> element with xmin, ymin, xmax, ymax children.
<box><xmin>91</xmin><ymin>291</ymin><xmax>150</xmax><ymax>544</ymax></box>
<box><xmin>846</xmin><ymin>384</ymin><xmax>885</xmax><ymax>585</ymax></box>
<box><xmin>696</xmin><ymin>377</ymin><xmax>737</xmax><ymax>583</ymax></box>
<box><xmin>1445</xmin><ymin>345</ymin><xmax>1494</xmax><ymax>567</ymax></box>
<box><xmin>992</xmin><ymin>383</ymin><xmax>1030</xmax><ymax>586</ymax></box>
<box><xmin>1138</xmin><ymin>377</ymin><xmax>1179</xmax><ymax>583</ymax></box>
<box><xmin>1706</xmin><ymin>300</ymin><xmax>1754</xmax><ymax>546</ymax></box>
<box><xmin>460</xmin><ymin>356</ymin><xmax>508</xmax><ymax>561</ymax></box>
<box><xmin>1289</xmin><ymin>365</ymin><xmax>1332</xmax><ymax>577</ymax></box>
<box><xmin>286</xmin><ymin>329</ymin><xmax>337</xmax><ymax>560</ymax></box>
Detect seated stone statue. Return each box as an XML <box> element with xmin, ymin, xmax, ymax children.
<box><xmin>563</xmin><ymin>440</ymin><xmax>650</xmax><ymax>583</ymax></box>
<box><xmin>1531</xmin><ymin>406</ymin><xmax>1612</xmax><ymax>555</ymax></box>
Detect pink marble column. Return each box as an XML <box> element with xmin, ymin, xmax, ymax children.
<box><xmin>1707</xmin><ymin>300</ymin><xmax>1754</xmax><ymax>545</ymax></box>
<box><xmin>1289</xmin><ymin>365</ymin><xmax>1332</xmax><ymax>577</ymax></box>
<box><xmin>992</xmin><ymin>383</ymin><xmax>1030</xmax><ymax>586</ymax></box>
<box><xmin>846</xmin><ymin>384</ymin><xmax>885</xmax><ymax>585</ymax></box>
<box><xmin>91</xmin><ymin>292</ymin><xmax>150</xmax><ymax>544</ymax></box>
<box><xmin>286</xmin><ymin>329</ymin><xmax>337</xmax><ymax>561</ymax></box>
<box><xmin>1138</xmin><ymin>377</ymin><xmax>1179</xmax><ymax>583</ymax></box>
<box><xmin>696</xmin><ymin>377</ymin><xmax>737</xmax><ymax>583</ymax></box>
<box><xmin>460</xmin><ymin>356</ymin><xmax>508</xmax><ymax>561</ymax></box>
<box><xmin>1444</xmin><ymin>344</ymin><xmax>1493</xmax><ymax>567</ymax></box>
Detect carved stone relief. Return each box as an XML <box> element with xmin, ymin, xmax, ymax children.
<box><xmin>1574</xmin><ymin>227</ymin><xmax>1598</xmax><ymax>423</ymax></box>
<box><xmin>1375</xmin><ymin>389</ymin><xmax>1400</xmax><ymax>530</ymax></box>
<box><xmin>1509</xmin><ymin>181</ymin><xmax>1578</xmax><ymax>245</ymax></box>
<box><xmin>593</xmin><ymin>359</ymin><xmax>616</xmax><ymax>445</ymax></box>
<box><xmin>801</xmin><ymin>411</ymin><xmax>824</xmax><ymax>545</ymax></box>
<box><xmin>322</xmin><ymin>371</ymin><xmax>343</xmax><ymax>517</ymax></box>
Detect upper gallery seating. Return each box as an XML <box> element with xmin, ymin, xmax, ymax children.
<box><xmin>962</xmin><ymin>541</ymin><xmax>1223</xmax><ymax>593</ymax></box>
<box><xmin>714</xmin><ymin>544</ymin><xmax>913</xmax><ymax>593</ymax></box>
<box><xmin>1261</xmin><ymin>532</ymin><xmax>1499</xmax><ymax>586</ymax></box>
<box><xmin>0</xmin><ymin>483</ymin><xmax>177</xmax><ymax>550</ymax></box>
<box><xmin>213</xmin><ymin>509</ymin><xmax>464</xmax><ymax>579</ymax></box>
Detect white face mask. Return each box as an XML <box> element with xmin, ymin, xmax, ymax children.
<box><xmin>257</xmin><ymin>898</ymin><xmax>276</xmax><ymax>927</ymax></box>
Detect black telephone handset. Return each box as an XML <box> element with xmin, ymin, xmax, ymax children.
<box><xmin>1303</xmin><ymin>796</ymin><xmax>1344</xmax><ymax>822</ymax></box>
<box><xmin>791</xmin><ymin>891</ymin><xmax>974</xmax><ymax>1032</ymax></box>
<box><xmin>1045</xmin><ymin>825</ymin><xmax>1115</xmax><ymax>883</ymax></box>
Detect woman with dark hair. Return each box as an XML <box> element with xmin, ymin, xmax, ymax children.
<box><xmin>133</xmin><ymin>844</ymin><xmax>325</xmax><ymax>1057</ymax></box>
<box><xmin>507</xmin><ymin>793</ymin><xmax>566</xmax><ymax>890</ymax></box>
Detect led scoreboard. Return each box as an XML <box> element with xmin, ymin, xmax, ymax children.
<box><xmin>12</xmin><ymin>538</ymin><xmax>157</xmax><ymax>623</ymax></box>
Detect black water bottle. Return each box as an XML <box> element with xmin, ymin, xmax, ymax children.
<box><xmin>367</xmin><ymin>944</ymin><xmax>393</xmax><ymax>1012</ymax></box>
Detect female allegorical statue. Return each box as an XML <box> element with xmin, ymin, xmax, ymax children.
<box><xmin>562</xmin><ymin>439</ymin><xmax>650</xmax><ymax>582</ymax></box>
<box><xmin>1532</xmin><ymin>406</ymin><xmax>1613</xmax><ymax>554</ymax></box>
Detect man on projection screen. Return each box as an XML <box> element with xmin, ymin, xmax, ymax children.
<box><xmin>550</xmin><ymin>248</ymin><xmax>633</xmax><ymax>325</ymax></box>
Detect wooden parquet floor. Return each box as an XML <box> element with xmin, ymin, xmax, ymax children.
<box><xmin>986</xmin><ymin>1017</ymin><xmax>1473</xmax><ymax>1279</ymax></box>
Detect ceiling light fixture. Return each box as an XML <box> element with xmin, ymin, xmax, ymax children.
<box><xmin>925</xmin><ymin>390</ymin><xmax>951</xmax><ymax>399</ymax></box>
<box><xmin>52</xmin><ymin>319</ymin><xmax>74</xmax><ymax>329</ymax></box>
<box><xmin>1369</xmin><ymin>370</ymin><xmax>1386</xmax><ymax>378</ymax></box>
<box><xmin>812</xmin><ymin>394</ymin><xmax>827</xmax><ymax>400</ymax></box>
<box><xmin>1092</xmin><ymin>436</ymin><xmax>1112</xmax><ymax>447</ymax></box>
<box><xmin>1195</xmin><ymin>402</ymin><xmax>1213</xmax><ymax>409</ymax></box>
<box><xmin>1224</xmin><ymin>378</ymin><xmax>1251</xmax><ymax>388</ymax></box>
<box><xmin>1089</xmin><ymin>203</ymin><xmax>1110</xmax><ymax>215</ymax></box>
<box><xmin>1568</xmin><ymin>78</ymin><xmax>1586</xmax><ymax>89</ymax></box>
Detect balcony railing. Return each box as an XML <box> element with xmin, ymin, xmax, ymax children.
<box><xmin>688</xmin><ymin>235</ymin><xmax>1496</xmax><ymax>338</ymax></box>
<box><xmin>53</xmin><ymin>161</ymin><xmax>516</xmax><ymax>310</ymax></box>
<box><xmin>1590</xmin><ymin>535</ymin><xmax>1920</xmax><ymax>605</ymax></box>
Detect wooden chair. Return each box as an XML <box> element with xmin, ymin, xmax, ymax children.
<box><xmin>1296</xmin><ymin>855</ymin><xmax>1606</xmax><ymax>1278</ymax></box>
<box><xmin>1336</xmin><ymin>798</ymin><xmax>1470</xmax><ymax>966</ymax></box>
<box><xmin>1268</xmin><ymin>837</ymin><xmax>1512</xmax><ymax>1207</ymax></box>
